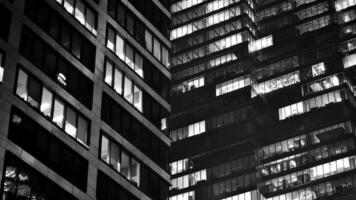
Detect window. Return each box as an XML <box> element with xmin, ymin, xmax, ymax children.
<box><xmin>312</xmin><ymin>62</ymin><xmax>325</xmax><ymax>77</ymax></box>
<box><xmin>216</xmin><ymin>75</ymin><xmax>251</xmax><ymax>96</ymax></box>
<box><xmin>335</xmin><ymin>0</ymin><xmax>356</xmax><ymax>11</ymax></box>
<box><xmin>170</xmin><ymin>121</ymin><xmax>206</xmax><ymax>142</ymax></box>
<box><xmin>1</xmin><ymin>152</ymin><xmax>78</xmax><ymax>200</ymax></box>
<box><xmin>248</xmin><ymin>35</ymin><xmax>273</xmax><ymax>52</ymax></box>
<box><xmin>145</xmin><ymin>30</ymin><xmax>153</xmax><ymax>52</ymax></box>
<box><xmin>0</xmin><ymin>51</ymin><xmax>4</xmax><ymax>82</ymax></box>
<box><xmin>104</xmin><ymin>59</ymin><xmax>144</xmax><ymax>113</ymax></box>
<box><xmin>253</xmin><ymin>71</ymin><xmax>300</xmax><ymax>95</ymax></box>
<box><xmin>56</xmin><ymin>0</ymin><xmax>97</xmax><ymax>35</ymax></box>
<box><xmin>343</xmin><ymin>53</ymin><xmax>356</xmax><ymax>68</ymax></box>
<box><xmin>15</xmin><ymin>68</ymin><xmax>90</xmax><ymax>145</ymax></box>
<box><xmin>279</xmin><ymin>89</ymin><xmax>347</xmax><ymax>120</ymax></box>
<box><xmin>173</xmin><ymin>76</ymin><xmax>205</xmax><ymax>95</ymax></box>
<box><xmin>19</xmin><ymin>27</ymin><xmax>94</xmax><ymax>108</ymax></box>
<box><xmin>99</xmin><ymin>134</ymin><xmax>141</xmax><ymax>186</ymax></box>
<box><xmin>153</xmin><ymin>38</ymin><xmax>161</xmax><ymax>61</ymax></box>
<box><xmin>8</xmin><ymin>107</ymin><xmax>89</xmax><ymax>191</ymax></box>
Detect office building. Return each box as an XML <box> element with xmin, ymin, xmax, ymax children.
<box><xmin>169</xmin><ymin>0</ymin><xmax>356</xmax><ymax>200</ymax></box>
<box><xmin>0</xmin><ymin>0</ymin><xmax>171</xmax><ymax>199</ymax></box>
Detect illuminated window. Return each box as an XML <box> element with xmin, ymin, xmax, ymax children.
<box><xmin>216</xmin><ymin>75</ymin><xmax>251</xmax><ymax>96</ymax></box>
<box><xmin>312</xmin><ymin>62</ymin><xmax>325</xmax><ymax>77</ymax></box>
<box><xmin>335</xmin><ymin>0</ymin><xmax>356</xmax><ymax>11</ymax></box>
<box><xmin>343</xmin><ymin>53</ymin><xmax>356</xmax><ymax>68</ymax></box>
<box><xmin>0</xmin><ymin>52</ymin><xmax>4</xmax><ymax>82</ymax></box>
<box><xmin>248</xmin><ymin>35</ymin><xmax>273</xmax><ymax>52</ymax></box>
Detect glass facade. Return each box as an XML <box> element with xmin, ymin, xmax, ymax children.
<box><xmin>169</xmin><ymin>0</ymin><xmax>356</xmax><ymax>200</ymax></box>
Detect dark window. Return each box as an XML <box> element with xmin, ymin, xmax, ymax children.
<box><xmin>1</xmin><ymin>152</ymin><xmax>78</xmax><ymax>200</ymax></box>
<box><xmin>97</xmin><ymin>170</ymin><xmax>139</xmax><ymax>200</ymax></box>
<box><xmin>8</xmin><ymin>107</ymin><xmax>89</xmax><ymax>191</ymax></box>
<box><xmin>101</xmin><ymin>92</ymin><xmax>168</xmax><ymax>169</ymax></box>
<box><xmin>0</xmin><ymin>4</ymin><xmax>11</xmax><ymax>41</ymax></box>
<box><xmin>24</xmin><ymin>0</ymin><xmax>96</xmax><ymax>71</ymax></box>
<box><xmin>19</xmin><ymin>26</ymin><xmax>93</xmax><ymax>108</ymax></box>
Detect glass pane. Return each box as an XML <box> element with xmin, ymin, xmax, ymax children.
<box><xmin>121</xmin><ymin>151</ymin><xmax>130</xmax><ymax>179</ymax></box>
<box><xmin>74</xmin><ymin>0</ymin><xmax>85</xmax><ymax>24</ymax></box>
<box><xmin>145</xmin><ymin>30</ymin><xmax>152</xmax><ymax>52</ymax></box>
<box><xmin>133</xmin><ymin>86</ymin><xmax>142</xmax><ymax>112</ymax></box>
<box><xmin>77</xmin><ymin>116</ymin><xmax>88</xmax><ymax>144</ymax></box>
<box><xmin>85</xmin><ymin>8</ymin><xmax>96</xmax><ymax>33</ymax></box>
<box><xmin>53</xmin><ymin>98</ymin><xmax>65</xmax><ymax>128</ymax></box>
<box><xmin>116</xmin><ymin>34</ymin><xmax>125</xmax><ymax>60</ymax></box>
<box><xmin>114</xmin><ymin>68</ymin><xmax>123</xmax><ymax>94</ymax></box>
<box><xmin>153</xmin><ymin>38</ymin><xmax>161</xmax><ymax>60</ymax></box>
<box><xmin>101</xmin><ymin>135</ymin><xmax>110</xmax><ymax>163</ymax></box>
<box><xmin>125</xmin><ymin>45</ymin><xmax>134</xmax><ymax>69</ymax></box>
<box><xmin>65</xmin><ymin>107</ymin><xmax>77</xmax><ymax>138</ymax></box>
<box><xmin>104</xmin><ymin>60</ymin><xmax>113</xmax><ymax>85</ymax></box>
<box><xmin>107</xmin><ymin>28</ymin><xmax>115</xmax><ymax>51</ymax></box>
<box><xmin>16</xmin><ymin>69</ymin><xmax>28</xmax><ymax>100</ymax></box>
<box><xmin>124</xmin><ymin>77</ymin><xmax>133</xmax><ymax>103</ymax></box>
<box><xmin>40</xmin><ymin>87</ymin><xmax>53</xmax><ymax>118</ymax></box>
<box><xmin>27</xmin><ymin>78</ymin><xmax>42</xmax><ymax>108</ymax></box>
<box><xmin>110</xmin><ymin>142</ymin><xmax>120</xmax><ymax>171</ymax></box>
<box><xmin>131</xmin><ymin>158</ymin><xmax>140</xmax><ymax>187</ymax></box>
<box><xmin>64</xmin><ymin>0</ymin><xmax>74</xmax><ymax>14</ymax></box>
<box><xmin>134</xmin><ymin>54</ymin><xmax>143</xmax><ymax>78</ymax></box>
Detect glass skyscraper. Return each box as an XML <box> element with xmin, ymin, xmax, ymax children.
<box><xmin>169</xmin><ymin>0</ymin><xmax>356</xmax><ymax>200</ymax></box>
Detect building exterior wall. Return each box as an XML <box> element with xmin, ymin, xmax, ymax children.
<box><xmin>0</xmin><ymin>0</ymin><xmax>171</xmax><ymax>199</ymax></box>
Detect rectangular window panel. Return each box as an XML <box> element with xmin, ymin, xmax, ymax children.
<box><xmin>133</xmin><ymin>86</ymin><xmax>142</xmax><ymax>112</ymax></box>
<box><xmin>131</xmin><ymin>158</ymin><xmax>140</xmax><ymax>187</ymax></box>
<box><xmin>0</xmin><ymin>52</ymin><xmax>3</xmax><ymax>82</ymax></box>
<box><xmin>153</xmin><ymin>38</ymin><xmax>161</xmax><ymax>60</ymax></box>
<box><xmin>77</xmin><ymin>116</ymin><xmax>88</xmax><ymax>144</ymax></box>
<box><xmin>64</xmin><ymin>0</ymin><xmax>74</xmax><ymax>14</ymax></box>
<box><xmin>104</xmin><ymin>60</ymin><xmax>113</xmax><ymax>85</ymax></box>
<box><xmin>27</xmin><ymin>78</ymin><xmax>42</xmax><ymax>108</ymax></box>
<box><xmin>40</xmin><ymin>87</ymin><xmax>53</xmax><ymax>118</ymax></box>
<box><xmin>134</xmin><ymin>54</ymin><xmax>143</xmax><ymax>78</ymax></box>
<box><xmin>101</xmin><ymin>135</ymin><xmax>110</xmax><ymax>163</ymax></box>
<box><xmin>125</xmin><ymin>45</ymin><xmax>134</xmax><ymax>69</ymax></box>
<box><xmin>65</xmin><ymin>107</ymin><xmax>77</xmax><ymax>138</ymax></box>
<box><xmin>85</xmin><ymin>8</ymin><xmax>96</xmax><ymax>34</ymax></box>
<box><xmin>16</xmin><ymin>69</ymin><xmax>28</xmax><ymax>100</ymax></box>
<box><xmin>110</xmin><ymin>142</ymin><xmax>120</xmax><ymax>171</ymax></box>
<box><xmin>75</xmin><ymin>0</ymin><xmax>85</xmax><ymax>25</ymax></box>
<box><xmin>116</xmin><ymin>34</ymin><xmax>125</xmax><ymax>60</ymax></box>
<box><xmin>107</xmin><ymin>28</ymin><xmax>115</xmax><ymax>51</ymax></box>
<box><xmin>121</xmin><ymin>151</ymin><xmax>130</xmax><ymax>179</ymax></box>
<box><xmin>124</xmin><ymin>77</ymin><xmax>133</xmax><ymax>103</ymax></box>
<box><xmin>114</xmin><ymin>68</ymin><xmax>123</xmax><ymax>95</ymax></box>
<box><xmin>145</xmin><ymin>30</ymin><xmax>153</xmax><ymax>52</ymax></box>
<box><xmin>53</xmin><ymin>98</ymin><xmax>65</xmax><ymax>128</ymax></box>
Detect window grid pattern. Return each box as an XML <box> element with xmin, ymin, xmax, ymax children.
<box><xmin>335</xmin><ymin>0</ymin><xmax>356</xmax><ymax>11</ymax></box>
<box><xmin>248</xmin><ymin>35</ymin><xmax>273</xmax><ymax>53</ymax></box>
<box><xmin>15</xmin><ymin>68</ymin><xmax>90</xmax><ymax>146</ymax></box>
<box><xmin>216</xmin><ymin>75</ymin><xmax>251</xmax><ymax>96</ymax></box>
<box><xmin>253</xmin><ymin>56</ymin><xmax>299</xmax><ymax>81</ymax></box>
<box><xmin>172</xmin><ymin>75</ymin><xmax>205</xmax><ymax>95</ymax></box>
<box><xmin>260</xmin><ymin>155</ymin><xmax>356</xmax><ymax>195</ymax></box>
<box><xmin>170</xmin><ymin>158</ymin><xmax>191</xmax><ymax>175</ymax></box>
<box><xmin>295</xmin><ymin>2</ymin><xmax>329</xmax><ymax>21</ymax></box>
<box><xmin>171</xmin><ymin>5</ymin><xmax>249</xmax><ymax>40</ymax></box>
<box><xmin>172</xmin><ymin>0</ymin><xmax>241</xmax><ymax>27</ymax></box>
<box><xmin>212</xmin><ymin>172</ymin><xmax>256</xmax><ymax>197</ymax></box>
<box><xmin>253</xmin><ymin>71</ymin><xmax>300</xmax><ymax>95</ymax></box>
<box><xmin>296</xmin><ymin>15</ymin><xmax>331</xmax><ymax>35</ymax></box>
<box><xmin>55</xmin><ymin>0</ymin><xmax>97</xmax><ymax>35</ymax></box>
<box><xmin>170</xmin><ymin>120</ymin><xmax>206</xmax><ymax>142</ymax></box>
<box><xmin>221</xmin><ymin>190</ymin><xmax>258</xmax><ymax>200</ymax></box>
<box><xmin>258</xmin><ymin>1</ymin><xmax>294</xmax><ymax>21</ymax></box>
<box><xmin>104</xmin><ymin>59</ymin><xmax>143</xmax><ymax>112</ymax></box>
<box><xmin>171</xmin><ymin>169</ymin><xmax>207</xmax><ymax>190</ymax></box>
<box><xmin>173</xmin><ymin>53</ymin><xmax>237</xmax><ymax>81</ymax></box>
<box><xmin>100</xmin><ymin>134</ymin><xmax>140</xmax><ymax>187</ymax></box>
<box><xmin>278</xmin><ymin>89</ymin><xmax>346</xmax><ymax>120</ymax></box>
<box><xmin>106</xmin><ymin>26</ymin><xmax>144</xmax><ymax>78</ymax></box>
<box><xmin>302</xmin><ymin>74</ymin><xmax>343</xmax><ymax>96</ymax></box>
<box><xmin>169</xmin><ymin>191</ymin><xmax>195</xmax><ymax>200</ymax></box>
<box><xmin>172</xmin><ymin>31</ymin><xmax>251</xmax><ymax>66</ymax></box>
